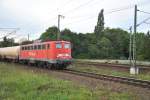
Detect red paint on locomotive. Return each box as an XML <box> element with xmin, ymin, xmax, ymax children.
<box><xmin>19</xmin><ymin>41</ymin><xmax>72</xmax><ymax>64</ymax></box>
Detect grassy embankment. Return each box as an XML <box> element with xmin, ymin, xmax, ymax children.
<box><xmin>0</xmin><ymin>62</ymin><xmax>138</xmax><ymax>100</ymax></box>
<box><xmin>70</xmin><ymin>63</ymin><xmax>150</xmax><ymax>81</ymax></box>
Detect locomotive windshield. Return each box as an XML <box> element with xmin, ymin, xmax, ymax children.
<box><xmin>64</xmin><ymin>43</ymin><xmax>71</xmax><ymax>49</ymax></box>
<box><xmin>56</xmin><ymin>43</ymin><xmax>62</xmax><ymax>48</ymax></box>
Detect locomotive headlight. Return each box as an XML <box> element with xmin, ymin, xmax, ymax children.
<box><xmin>57</xmin><ymin>54</ymin><xmax>62</xmax><ymax>57</ymax></box>
<box><xmin>57</xmin><ymin>53</ymin><xmax>70</xmax><ymax>57</ymax></box>
<box><xmin>65</xmin><ymin>53</ymin><xmax>71</xmax><ymax>56</ymax></box>
<box><xmin>64</xmin><ymin>54</ymin><xmax>69</xmax><ymax>56</ymax></box>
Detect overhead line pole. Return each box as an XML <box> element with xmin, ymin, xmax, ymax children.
<box><xmin>28</xmin><ymin>34</ymin><xmax>30</xmax><ymax>41</ymax></box>
<box><xmin>132</xmin><ymin>5</ymin><xmax>138</xmax><ymax>74</ymax></box>
<box><xmin>129</xmin><ymin>26</ymin><xmax>132</xmax><ymax>67</ymax></box>
<box><xmin>57</xmin><ymin>15</ymin><xmax>60</xmax><ymax>40</ymax></box>
<box><xmin>130</xmin><ymin>6</ymin><xmax>150</xmax><ymax>75</ymax></box>
<box><xmin>57</xmin><ymin>14</ymin><xmax>65</xmax><ymax>40</ymax></box>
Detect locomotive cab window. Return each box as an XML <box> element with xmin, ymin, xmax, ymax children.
<box><xmin>64</xmin><ymin>43</ymin><xmax>71</xmax><ymax>49</ymax></box>
<box><xmin>56</xmin><ymin>43</ymin><xmax>62</xmax><ymax>48</ymax></box>
<box><xmin>25</xmin><ymin>46</ymin><xmax>27</xmax><ymax>50</ymax></box>
<box><xmin>42</xmin><ymin>44</ymin><xmax>46</xmax><ymax>49</ymax></box>
<box><xmin>21</xmin><ymin>47</ymin><xmax>24</xmax><ymax>50</ymax></box>
<box><xmin>31</xmin><ymin>46</ymin><xmax>33</xmax><ymax>50</ymax></box>
<box><xmin>47</xmin><ymin>44</ymin><xmax>50</xmax><ymax>49</ymax></box>
<box><xmin>38</xmin><ymin>45</ymin><xmax>41</xmax><ymax>50</ymax></box>
<box><xmin>28</xmin><ymin>46</ymin><xmax>30</xmax><ymax>50</ymax></box>
<box><xmin>34</xmin><ymin>45</ymin><xmax>37</xmax><ymax>50</ymax></box>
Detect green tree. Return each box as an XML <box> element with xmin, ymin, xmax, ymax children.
<box><xmin>87</xmin><ymin>44</ymin><xmax>99</xmax><ymax>58</ymax></box>
<box><xmin>141</xmin><ymin>33</ymin><xmax>150</xmax><ymax>60</ymax></box>
<box><xmin>61</xmin><ymin>28</ymin><xmax>72</xmax><ymax>41</ymax></box>
<box><xmin>94</xmin><ymin>9</ymin><xmax>104</xmax><ymax>37</ymax></box>
<box><xmin>104</xmin><ymin>28</ymin><xmax>129</xmax><ymax>59</ymax></box>
<box><xmin>97</xmin><ymin>37</ymin><xmax>112</xmax><ymax>58</ymax></box>
<box><xmin>40</xmin><ymin>26</ymin><xmax>58</xmax><ymax>41</ymax></box>
<box><xmin>0</xmin><ymin>37</ymin><xmax>16</xmax><ymax>47</ymax></box>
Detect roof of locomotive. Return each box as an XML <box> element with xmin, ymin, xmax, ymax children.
<box><xmin>21</xmin><ymin>40</ymin><xmax>71</xmax><ymax>47</ymax></box>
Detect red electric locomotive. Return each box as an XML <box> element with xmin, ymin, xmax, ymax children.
<box><xmin>19</xmin><ymin>40</ymin><xmax>72</xmax><ymax>69</ymax></box>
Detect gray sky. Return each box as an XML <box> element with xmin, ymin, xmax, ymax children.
<box><xmin>0</xmin><ymin>0</ymin><xmax>150</xmax><ymax>41</ymax></box>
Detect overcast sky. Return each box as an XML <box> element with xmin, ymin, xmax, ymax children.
<box><xmin>0</xmin><ymin>0</ymin><xmax>150</xmax><ymax>41</ymax></box>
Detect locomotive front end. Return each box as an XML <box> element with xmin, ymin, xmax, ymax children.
<box><xmin>55</xmin><ymin>41</ymin><xmax>72</xmax><ymax>68</ymax></box>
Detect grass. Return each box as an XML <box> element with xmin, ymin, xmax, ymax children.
<box><xmin>0</xmin><ymin>63</ymin><xmax>91</xmax><ymax>100</ymax></box>
<box><xmin>0</xmin><ymin>62</ymin><xmax>140</xmax><ymax>100</ymax></box>
<box><xmin>70</xmin><ymin>63</ymin><xmax>150</xmax><ymax>81</ymax></box>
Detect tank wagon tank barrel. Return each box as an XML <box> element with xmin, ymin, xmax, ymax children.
<box><xmin>0</xmin><ymin>46</ymin><xmax>20</xmax><ymax>59</ymax></box>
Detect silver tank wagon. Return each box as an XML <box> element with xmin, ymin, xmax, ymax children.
<box><xmin>0</xmin><ymin>46</ymin><xmax>20</xmax><ymax>59</ymax></box>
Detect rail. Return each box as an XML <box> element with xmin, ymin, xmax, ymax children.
<box><xmin>63</xmin><ymin>69</ymin><xmax>150</xmax><ymax>89</ymax></box>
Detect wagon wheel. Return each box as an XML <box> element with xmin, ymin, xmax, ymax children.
<box><xmin>46</xmin><ymin>63</ymin><xmax>52</xmax><ymax>69</ymax></box>
<box><xmin>37</xmin><ymin>62</ymin><xmax>42</xmax><ymax>68</ymax></box>
<box><xmin>23</xmin><ymin>60</ymin><xmax>28</xmax><ymax>65</ymax></box>
<box><xmin>27</xmin><ymin>61</ymin><xmax>32</xmax><ymax>66</ymax></box>
<box><xmin>59</xmin><ymin>64</ymin><xmax>67</xmax><ymax>70</ymax></box>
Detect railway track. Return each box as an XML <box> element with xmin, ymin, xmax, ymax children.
<box><xmin>2</xmin><ymin>62</ymin><xmax>150</xmax><ymax>89</ymax></box>
<box><xmin>76</xmin><ymin>62</ymin><xmax>150</xmax><ymax>70</ymax></box>
<box><xmin>63</xmin><ymin>69</ymin><xmax>150</xmax><ymax>89</ymax></box>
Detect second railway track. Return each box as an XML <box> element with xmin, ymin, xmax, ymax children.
<box><xmin>3</xmin><ymin>62</ymin><xmax>150</xmax><ymax>89</ymax></box>
<box><xmin>75</xmin><ymin>62</ymin><xmax>150</xmax><ymax>72</ymax></box>
<box><xmin>62</xmin><ymin>69</ymin><xmax>150</xmax><ymax>89</ymax></box>
<box><xmin>76</xmin><ymin>62</ymin><xmax>150</xmax><ymax>68</ymax></box>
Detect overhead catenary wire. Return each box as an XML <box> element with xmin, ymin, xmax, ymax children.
<box><xmin>56</xmin><ymin>0</ymin><xmax>150</xmax><ymax>17</ymax></box>
<box><xmin>48</xmin><ymin>0</ymin><xmax>150</xmax><ymax>29</ymax></box>
<box><xmin>64</xmin><ymin>2</ymin><xmax>149</xmax><ymax>26</ymax></box>
<box><xmin>62</xmin><ymin>5</ymin><xmax>134</xmax><ymax>26</ymax></box>
<box><xmin>138</xmin><ymin>10</ymin><xmax>150</xmax><ymax>15</ymax></box>
<box><xmin>0</xmin><ymin>28</ymin><xmax>20</xmax><ymax>39</ymax></box>
<box><xmin>144</xmin><ymin>21</ymin><xmax>150</xmax><ymax>25</ymax></box>
<box><xmin>105</xmin><ymin>6</ymin><xmax>134</xmax><ymax>15</ymax></box>
<box><xmin>60</xmin><ymin>0</ymin><xmax>74</xmax><ymax>9</ymax></box>
<box><xmin>0</xmin><ymin>28</ymin><xmax>20</xmax><ymax>30</ymax></box>
<box><xmin>136</xmin><ymin>9</ymin><xmax>150</xmax><ymax>28</ymax></box>
<box><xmin>62</xmin><ymin>0</ymin><xmax>149</xmax><ymax>15</ymax></box>
<box><xmin>0</xmin><ymin>31</ymin><xmax>16</xmax><ymax>39</ymax></box>
<box><xmin>63</xmin><ymin>15</ymin><xmax>96</xmax><ymax>26</ymax></box>
<box><xmin>62</xmin><ymin>2</ymin><xmax>150</xmax><ymax>31</ymax></box>
<box><xmin>42</xmin><ymin>1</ymin><xmax>73</xmax><ymax>22</ymax></box>
<box><xmin>137</xmin><ymin>17</ymin><xmax>150</xmax><ymax>27</ymax></box>
<box><xmin>62</xmin><ymin>0</ymin><xmax>101</xmax><ymax>15</ymax></box>
<box><xmin>64</xmin><ymin>0</ymin><xmax>150</xmax><ymax>22</ymax></box>
<box><xmin>46</xmin><ymin>0</ymin><xmax>104</xmax><ymax>21</ymax></box>
<box><xmin>66</xmin><ymin>5</ymin><xmax>133</xmax><ymax>20</ymax></box>
<box><xmin>63</xmin><ymin>8</ymin><xmax>133</xmax><ymax>27</ymax></box>
<box><xmin>34</xmin><ymin>0</ymin><xmax>150</xmax><ymax>26</ymax></box>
